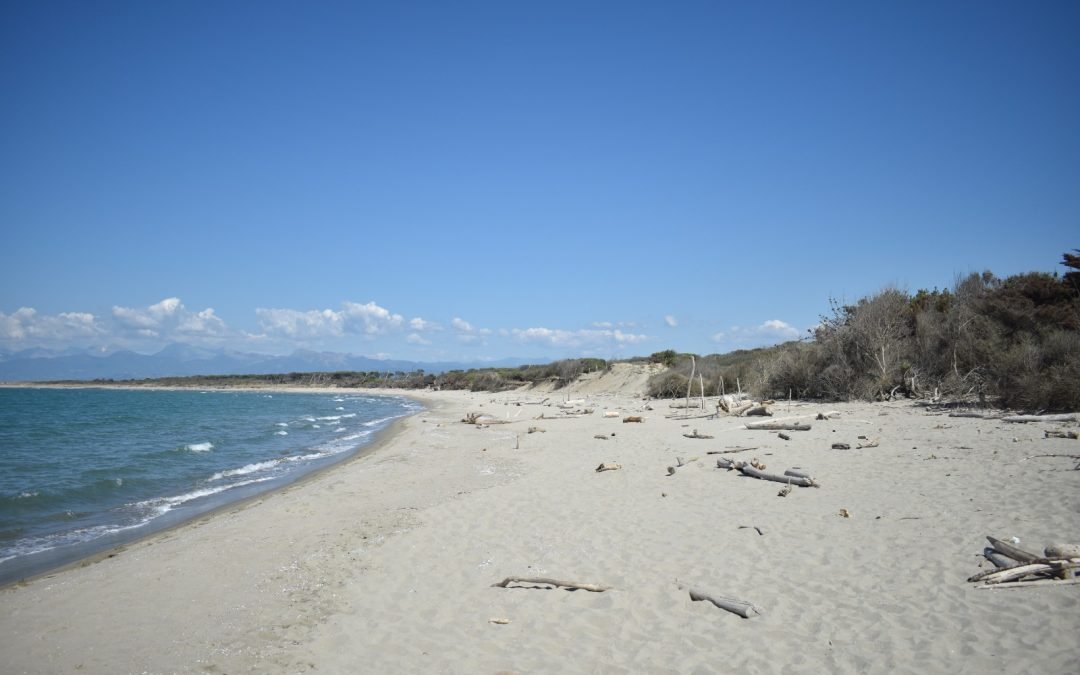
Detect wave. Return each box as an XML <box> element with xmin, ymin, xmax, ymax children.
<box><xmin>209</xmin><ymin>459</ymin><xmax>279</xmax><ymax>481</ymax></box>
<box><xmin>136</xmin><ymin>477</ymin><xmax>274</xmax><ymax>517</ymax></box>
<box><xmin>184</xmin><ymin>442</ymin><xmax>214</xmax><ymax>453</ymax></box>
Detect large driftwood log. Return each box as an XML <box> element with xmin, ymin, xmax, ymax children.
<box><xmin>1045</xmin><ymin>543</ymin><xmax>1080</xmax><ymax>558</ymax></box>
<box><xmin>987</xmin><ymin>536</ymin><xmax>1040</xmax><ymax>563</ymax></box>
<box><xmin>729</xmin><ymin>402</ymin><xmax>755</xmax><ymax>416</ymax></box>
<box><xmin>744</xmin><ymin>406</ymin><xmax>772</xmax><ymax>417</ymax></box>
<box><xmin>683</xmin><ymin>586</ymin><xmax>761</xmax><ymax>618</ymax></box>
<box><xmin>739</xmin><ymin>463</ymin><xmax>818</xmax><ymax>487</ymax></box>
<box><xmin>745</xmin><ymin>421</ymin><xmax>811</xmax><ymax>431</ymax></box>
<box><xmin>1002</xmin><ymin>413</ymin><xmax>1078</xmax><ymax>423</ymax></box>
<box><xmin>492</xmin><ymin>577</ymin><xmax>611</xmax><ymax>592</ymax></box>
<box><xmin>975</xmin><ymin>577</ymin><xmax>1080</xmax><ymax>590</ymax></box>
<box><xmin>969</xmin><ymin>560</ymin><xmax>1080</xmax><ymax>584</ymax></box>
<box><xmin>783</xmin><ymin>468</ymin><xmax>814</xmax><ymax>480</ymax></box>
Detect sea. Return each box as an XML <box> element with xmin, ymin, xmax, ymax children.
<box><xmin>0</xmin><ymin>386</ymin><xmax>421</xmax><ymax>585</ymax></box>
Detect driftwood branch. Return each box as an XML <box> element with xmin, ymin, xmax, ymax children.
<box><xmin>975</xmin><ymin>577</ymin><xmax>1080</xmax><ymax>590</ymax></box>
<box><xmin>1043</xmin><ymin>430</ymin><xmax>1079</xmax><ymax>439</ymax></box>
<box><xmin>745</xmin><ymin>421</ymin><xmax>811</xmax><ymax>431</ymax></box>
<box><xmin>492</xmin><ymin>577</ymin><xmax>611</xmax><ymax>592</ymax></box>
<box><xmin>738</xmin><ymin>463</ymin><xmax>818</xmax><ymax>487</ymax></box>
<box><xmin>706</xmin><ymin>447</ymin><xmax>758</xmax><ymax>455</ymax></box>
<box><xmin>683</xmin><ymin>586</ymin><xmax>761</xmax><ymax>618</ymax></box>
<box><xmin>683</xmin><ymin>429</ymin><xmax>714</xmax><ymax>439</ymax></box>
<box><xmin>1002</xmin><ymin>414</ymin><xmax>1078</xmax><ymax>423</ymax></box>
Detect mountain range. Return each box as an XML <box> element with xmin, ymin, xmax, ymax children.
<box><xmin>0</xmin><ymin>344</ymin><xmax>540</xmax><ymax>382</ymax></box>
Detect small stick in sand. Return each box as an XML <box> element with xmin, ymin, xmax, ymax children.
<box><xmin>492</xmin><ymin>577</ymin><xmax>611</xmax><ymax>592</ymax></box>
<box><xmin>595</xmin><ymin>462</ymin><xmax>621</xmax><ymax>472</ymax></box>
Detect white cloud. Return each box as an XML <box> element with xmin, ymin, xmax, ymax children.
<box><xmin>178</xmin><ymin>308</ymin><xmax>227</xmax><ymax>336</ymax></box>
<box><xmin>664</xmin><ymin>315</ymin><xmax>678</xmax><ymax>327</ymax></box>
<box><xmin>511</xmin><ymin>326</ymin><xmax>649</xmax><ymax>348</ymax></box>
<box><xmin>112</xmin><ymin>298</ymin><xmax>228</xmax><ymax>341</ymax></box>
<box><xmin>256</xmin><ymin>308</ymin><xmax>344</xmax><ymax>339</ymax></box>
<box><xmin>341</xmin><ymin>301</ymin><xmax>404</xmax><ymax>335</ymax></box>
<box><xmin>409</xmin><ymin>317</ymin><xmax>439</xmax><ymax>331</ymax></box>
<box><xmin>406</xmin><ymin>333</ymin><xmax>431</xmax><ymax>345</ymax></box>
<box><xmin>710</xmin><ymin>319</ymin><xmax>801</xmax><ymax>349</ymax></box>
<box><xmin>256</xmin><ymin>300</ymin><xmax>404</xmax><ymax>340</ymax></box>
<box><xmin>0</xmin><ymin>308</ymin><xmax>104</xmax><ymax>345</ymax></box>
<box><xmin>149</xmin><ymin>297</ymin><xmax>182</xmax><ymax>319</ymax></box>
<box><xmin>451</xmin><ymin>317</ymin><xmax>491</xmax><ymax>343</ymax></box>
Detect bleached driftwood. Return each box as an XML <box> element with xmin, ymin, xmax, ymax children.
<box><xmin>492</xmin><ymin>577</ymin><xmax>611</xmax><ymax>592</ymax></box>
<box><xmin>728</xmin><ymin>402</ymin><xmax>755</xmax><ymax>416</ymax></box>
<box><xmin>744</xmin><ymin>406</ymin><xmax>772</xmax><ymax>417</ymax></box>
<box><xmin>783</xmin><ymin>468</ymin><xmax>814</xmax><ymax>480</ymax></box>
<box><xmin>1002</xmin><ymin>414</ymin><xmax>1078</xmax><ymax>423</ymax></box>
<box><xmin>738</xmin><ymin>463</ymin><xmax>818</xmax><ymax>487</ymax></box>
<box><xmin>857</xmin><ymin>438</ymin><xmax>880</xmax><ymax>449</ymax></box>
<box><xmin>745</xmin><ymin>421</ymin><xmax>811</xmax><ymax>431</ymax></box>
<box><xmin>683</xmin><ymin>586</ymin><xmax>761</xmax><ymax>618</ymax></box>
<box><xmin>1023</xmin><ymin>453</ymin><xmax>1080</xmax><ymax>468</ymax></box>
<box><xmin>948</xmin><ymin>412</ymin><xmax>995</xmax><ymax>419</ymax></box>
<box><xmin>987</xmin><ymin>536</ymin><xmax>1040</xmax><ymax>563</ymax></box>
<box><xmin>683</xmin><ymin>429</ymin><xmax>713</xmax><ymax>439</ymax></box>
<box><xmin>969</xmin><ymin>560</ymin><xmax>1080</xmax><ymax>584</ymax></box>
<box><xmin>1044</xmin><ymin>430</ymin><xmax>1079</xmax><ymax>439</ymax></box>
<box><xmin>706</xmin><ymin>447</ymin><xmax>757</xmax><ymax>455</ymax></box>
<box><xmin>816</xmin><ymin>411</ymin><xmax>841</xmax><ymax>420</ymax></box>
<box><xmin>1045</xmin><ymin>543</ymin><xmax>1080</xmax><ymax>559</ymax></box>
<box><xmin>595</xmin><ymin>462</ymin><xmax>621</xmax><ymax>472</ymax></box>
<box><xmin>975</xmin><ymin>577</ymin><xmax>1080</xmax><ymax>590</ymax></box>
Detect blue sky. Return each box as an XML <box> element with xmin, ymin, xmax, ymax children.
<box><xmin>2</xmin><ymin>1</ymin><xmax>1077</xmax><ymax>363</ymax></box>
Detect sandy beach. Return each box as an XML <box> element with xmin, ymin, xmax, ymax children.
<box><xmin>2</xmin><ymin>366</ymin><xmax>1078</xmax><ymax>674</ymax></box>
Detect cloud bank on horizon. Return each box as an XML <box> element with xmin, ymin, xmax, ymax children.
<box><xmin>0</xmin><ymin>298</ymin><xmax>803</xmax><ymax>361</ymax></box>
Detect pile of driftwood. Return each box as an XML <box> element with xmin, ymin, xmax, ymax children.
<box><xmin>969</xmin><ymin>536</ymin><xmax>1080</xmax><ymax>589</ymax></box>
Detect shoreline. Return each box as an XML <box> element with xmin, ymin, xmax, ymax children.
<box><xmin>2</xmin><ymin>384</ymin><xmax>1078</xmax><ymax>673</ymax></box>
<box><xmin>0</xmin><ymin>386</ymin><xmax>427</xmax><ymax>589</ymax></box>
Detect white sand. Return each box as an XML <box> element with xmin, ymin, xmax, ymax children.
<box><xmin>2</xmin><ymin>368</ymin><xmax>1078</xmax><ymax>673</ymax></box>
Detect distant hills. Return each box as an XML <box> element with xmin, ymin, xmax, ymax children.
<box><xmin>0</xmin><ymin>344</ymin><xmax>539</xmax><ymax>382</ymax></box>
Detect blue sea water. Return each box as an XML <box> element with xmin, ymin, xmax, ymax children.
<box><xmin>0</xmin><ymin>387</ymin><xmax>420</xmax><ymax>585</ymax></box>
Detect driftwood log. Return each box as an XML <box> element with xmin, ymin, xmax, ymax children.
<box><xmin>683</xmin><ymin>429</ymin><xmax>714</xmax><ymax>439</ymax></box>
<box><xmin>683</xmin><ymin>586</ymin><xmax>760</xmax><ymax>618</ymax></box>
<box><xmin>492</xmin><ymin>577</ymin><xmax>611</xmax><ymax>592</ymax></box>
<box><xmin>1002</xmin><ymin>414</ymin><xmax>1078</xmax><ymax>423</ymax></box>
<box><xmin>744</xmin><ymin>406</ymin><xmax>772</xmax><ymax>417</ymax></box>
<box><xmin>595</xmin><ymin>462</ymin><xmax>621</xmax><ymax>472</ymax></box>
<box><xmin>783</xmin><ymin>468</ymin><xmax>814</xmax><ymax>480</ymax></box>
<box><xmin>739</xmin><ymin>463</ymin><xmax>818</xmax><ymax>487</ymax></box>
<box><xmin>987</xmin><ymin>536</ymin><xmax>1040</xmax><ymax>563</ymax></box>
<box><xmin>745</xmin><ymin>421</ymin><xmax>811</xmax><ymax>431</ymax></box>
<box><xmin>1044</xmin><ymin>430</ymin><xmax>1079</xmax><ymax>439</ymax></box>
<box><xmin>969</xmin><ymin>560</ymin><xmax>1080</xmax><ymax>584</ymax></box>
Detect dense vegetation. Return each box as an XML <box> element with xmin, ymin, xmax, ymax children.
<box><xmin>85</xmin><ymin>358</ymin><xmax>610</xmax><ymax>393</ymax></box>
<box><xmin>78</xmin><ymin>252</ymin><xmax>1079</xmax><ymax>411</ymax></box>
